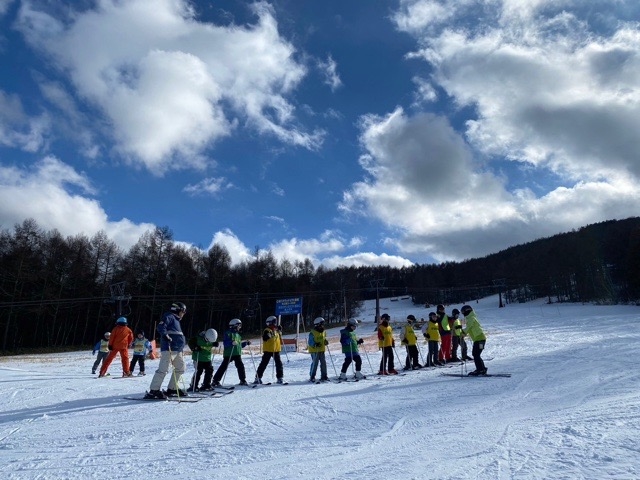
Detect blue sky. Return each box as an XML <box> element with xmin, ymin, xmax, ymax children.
<box><xmin>1</xmin><ymin>0</ymin><xmax>639</xmax><ymax>268</ymax></box>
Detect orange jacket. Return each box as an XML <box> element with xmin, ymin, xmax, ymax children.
<box><xmin>109</xmin><ymin>325</ymin><xmax>134</xmax><ymax>350</ymax></box>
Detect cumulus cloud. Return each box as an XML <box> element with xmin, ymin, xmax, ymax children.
<box><xmin>341</xmin><ymin>107</ymin><xmax>640</xmax><ymax>262</ymax></box>
<box><xmin>15</xmin><ymin>0</ymin><xmax>322</xmax><ymax>175</ymax></box>
<box><xmin>0</xmin><ymin>156</ymin><xmax>154</xmax><ymax>249</ymax></box>
<box><xmin>335</xmin><ymin>0</ymin><xmax>640</xmax><ymax>261</ymax></box>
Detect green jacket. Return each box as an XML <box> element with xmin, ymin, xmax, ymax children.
<box><xmin>463</xmin><ymin>312</ymin><xmax>486</xmax><ymax>342</ymax></box>
<box><xmin>191</xmin><ymin>334</ymin><xmax>215</xmax><ymax>362</ymax></box>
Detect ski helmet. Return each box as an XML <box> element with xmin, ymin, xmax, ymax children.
<box><xmin>116</xmin><ymin>316</ymin><xmax>127</xmax><ymax>325</ymax></box>
<box><xmin>461</xmin><ymin>305</ymin><xmax>473</xmax><ymax>316</ymax></box>
<box><xmin>451</xmin><ymin>308</ymin><xmax>460</xmax><ymax>317</ymax></box>
<box><xmin>428</xmin><ymin>311</ymin><xmax>437</xmax><ymax>319</ymax></box>
<box><xmin>170</xmin><ymin>302</ymin><xmax>187</xmax><ymax>314</ymax></box>
<box><xmin>437</xmin><ymin>304</ymin><xmax>445</xmax><ymax>313</ymax></box>
<box><xmin>313</xmin><ymin>317</ymin><xmax>325</xmax><ymax>326</ymax></box>
<box><xmin>265</xmin><ymin>315</ymin><xmax>278</xmax><ymax>326</ymax></box>
<box><xmin>229</xmin><ymin>318</ymin><xmax>242</xmax><ymax>328</ymax></box>
<box><xmin>137</xmin><ymin>331</ymin><xmax>144</xmax><ymax>337</ymax></box>
<box><xmin>380</xmin><ymin>313</ymin><xmax>390</xmax><ymax>323</ymax></box>
<box><xmin>347</xmin><ymin>318</ymin><xmax>359</xmax><ymax>328</ymax></box>
<box><xmin>104</xmin><ymin>332</ymin><xmax>111</xmax><ymax>338</ymax></box>
<box><xmin>406</xmin><ymin>314</ymin><xmax>416</xmax><ymax>323</ymax></box>
<box><xmin>205</xmin><ymin>328</ymin><xmax>218</xmax><ymax>343</ymax></box>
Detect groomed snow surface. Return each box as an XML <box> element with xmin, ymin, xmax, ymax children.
<box><xmin>1</xmin><ymin>296</ymin><xmax>639</xmax><ymax>480</ymax></box>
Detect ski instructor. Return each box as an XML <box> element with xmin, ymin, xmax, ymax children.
<box><xmin>145</xmin><ymin>302</ymin><xmax>188</xmax><ymax>399</ymax></box>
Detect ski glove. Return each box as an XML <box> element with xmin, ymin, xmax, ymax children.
<box><xmin>277</xmin><ymin>325</ymin><xmax>282</xmax><ymax>331</ymax></box>
<box><xmin>324</xmin><ymin>340</ymin><xmax>329</xmax><ymax>346</ymax></box>
<box><xmin>92</xmin><ymin>351</ymin><xmax>96</xmax><ymax>355</ymax></box>
<box><xmin>241</xmin><ymin>341</ymin><xmax>251</xmax><ymax>347</ymax></box>
<box><xmin>425</xmin><ymin>334</ymin><xmax>430</xmax><ymax>339</ymax></box>
<box><xmin>108</xmin><ymin>345</ymin><xmax>113</xmax><ymax>351</ymax></box>
<box><xmin>357</xmin><ymin>338</ymin><xmax>364</xmax><ymax>345</ymax></box>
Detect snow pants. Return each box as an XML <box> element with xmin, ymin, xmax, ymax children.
<box><xmin>92</xmin><ymin>351</ymin><xmax>108</xmax><ymax>373</ymax></box>
<box><xmin>439</xmin><ymin>333</ymin><xmax>452</xmax><ymax>361</ymax></box>
<box><xmin>341</xmin><ymin>352</ymin><xmax>362</xmax><ymax>373</ymax></box>
<box><xmin>212</xmin><ymin>355</ymin><xmax>246</xmax><ymax>384</ymax></box>
<box><xmin>129</xmin><ymin>355</ymin><xmax>146</xmax><ymax>374</ymax></box>
<box><xmin>191</xmin><ymin>360</ymin><xmax>214</xmax><ymax>389</ymax></box>
<box><xmin>149</xmin><ymin>350</ymin><xmax>185</xmax><ymax>391</ymax></box>
<box><xmin>472</xmin><ymin>340</ymin><xmax>486</xmax><ymax>372</ymax></box>
<box><xmin>309</xmin><ymin>352</ymin><xmax>328</xmax><ymax>380</ymax></box>
<box><xmin>404</xmin><ymin>345</ymin><xmax>420</xmax><ymax>369</ymax></box>
<box><xmin>256</xmin><ymin>351</ymin><xmax>284</xmax><ymax>380</ymax></box>
<box><xmin>427</xmin><ymin>340</ymin><xmax>439</xmax><ymax>366</ymax></box>
<box><xmin>100</xmin><ymin>348</ymin><xmax>131</xmax><ymax>376</ymax></box>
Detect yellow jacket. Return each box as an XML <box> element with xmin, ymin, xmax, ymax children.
<box><xmin>262</xmin><ymin>326</ymin><xmax>282</xmax><ymax>353</ymax></box>
<box><xmin>378</xmin><ymin>324</ymin><xmax>394</xmax><ymax>347</ymax></box>
<box><xmin>401</xmin><ymin>324</ymin><xmax>417</xmax><ymax>346</ymax></box>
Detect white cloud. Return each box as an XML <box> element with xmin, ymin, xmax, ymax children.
<box><xmin>317</xmin><ymin>54</ymin><xmax>343</xmax><ymax>91</ymax></box>
<box><xmin>0</xmin><ymin>90</ymin><xmax>50</xmax><ymax>152</ymax></box>
<box><xmin>341</xmin><ymin>107</ymin><xmax>640</xmax><ymax>262</ymax></box>
<box><xmin>183</xmin><ymin>177</ymin><xmax>232</xmax><ymax>196</ymax></box>
<box><xmin>16</xmin><ymin>0</ymin><xmax>322</xmax><ymax>175</ymax></box>
<box><xmin>0</xmin><ymin>156</ymin><xmax>154</xmax><ymax>249</ymax></box>
<box><xmin>208</xmin><ymin>229</ymin><xmax>253</xmax><ymax>265</ymax></box>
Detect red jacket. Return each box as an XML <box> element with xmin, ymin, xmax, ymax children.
<box><xmin>109</xmin><ymin>325</ymin><xmax>134</xmax><ymax>350</ymax></box>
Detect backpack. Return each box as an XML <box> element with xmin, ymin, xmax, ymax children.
<box><xmin>187</xmin><ymin>335</ymin><xmax>199</xmax><ymax>351</ymax></box>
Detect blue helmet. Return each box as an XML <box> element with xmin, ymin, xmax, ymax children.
<box><xmin>116</xmin><ymin>316</ymin><xmax>128</xmax><ymax>325</ymax></box>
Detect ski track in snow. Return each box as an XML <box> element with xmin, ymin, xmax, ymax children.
<box><xmin>1</xmin><ymin>297</ymin><xmax>640</xmax><ymax>479</ymax></box>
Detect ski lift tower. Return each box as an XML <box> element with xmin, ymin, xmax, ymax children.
<box><xmin>104</xmin><ymin>281</ymin><xmax>132</xmax><ymax>317</ymax></box>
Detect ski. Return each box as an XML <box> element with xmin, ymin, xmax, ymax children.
<box><xmin>440</xmin><ymin>373</ymin><xmax>511</xmax><ymax>378</ymax></box>
<box><xmin>179</xmin><ymin>392</ymin><xmax>227</xmax><ymax>399</ymax></box>
<box><xmin>260</xmin><ymin>382</ymin><xmax>289</xmax><ymax>386</ymax></box>
<box><xmin>125</xmin><ymin>396</ymin><xmax>202</xmax><ymax>403</ymax></box>
<box><xmin>211</xmin><ymin>385</ymin><xmax>235</xmax><ymax>390</ymax></box>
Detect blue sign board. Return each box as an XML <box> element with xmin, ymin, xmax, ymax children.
<box><xmin>275</xmin><ymin>297</ymin><xmax>303</xmax><ymax>315</ymax></box>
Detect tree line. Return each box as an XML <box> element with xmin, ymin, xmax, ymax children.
<box><xmin>1</xmin><ymin>217</ymin><xmax>638</xmax><ymax>353</ymax></box>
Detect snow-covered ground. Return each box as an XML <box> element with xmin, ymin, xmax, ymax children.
<box><xmin>1</xmin><ymin>296</ymin><xmax>639</xmax><ymax>480</ymax></box>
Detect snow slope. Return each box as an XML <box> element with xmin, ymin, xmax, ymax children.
<box><xmin>1</xmin><ymin>297</ymin><xmax>639</xmax><ymax>480</ymax></box>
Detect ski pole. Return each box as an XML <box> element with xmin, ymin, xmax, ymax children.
<box><xmin>190</xmin><ymin>357</ymin><xmax>198</xmax><ymax>393</ymax></box>
<box><xmin>280</xmin><ymin>329</ymin><xmax>290</xmax><ymax>363</ymax></box>
<box><xmin>326</xmin><ymin>342</ymin><xmax>338</xmax><ymax>376</ymax></box>
<box><xmin>348</xmin><ymin>340</ymin><xmax>356</xmax><ymax>376</ymax></box>
<box><xmin>167</xmin><ymin>344</ymin><xmax>183</xmax><ymax>401</ymax></box>
<box><xmin>417</xmin><ymin>341</ymin><xmax>426</xmax><ymax>366</ymax></box>
<box><xmin>361</xmin><ymin>343</ymin><xmax>375</xmax><ymax>375</ymax></box>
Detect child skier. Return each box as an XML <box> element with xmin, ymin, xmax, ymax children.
<box><xmin>129</xmin><ymin>331</ymin><xmax>152</xmax><ymax>376</ymax></box>
<box><xmin>308</xmin><ymin>317</ymin><xmax>329</xmax><ymax>382</ymax></box>
<box><xmin>422</xmin><ymin>312</ymin><xmax>443</xmax><ymax>367</ymax></box>
<box><xmin>212</xmin><ymin>319</ymin><xmax>251</xmax><ymax>386</ymax></box>
<box><xmin>190</xmin><ymin>328</ymin><xmax>218</xmax><ymax>391</ymax></box>
<box><xmin>377</xmin><ymin>313</ymin><xmax>397</xmax><ymax>375</ymax></box>
<box><xmin>401</xmin><ymin>314</ymin><xmax>422</xmax><ymax>370</ymax></box>
<box><xmin>91</xmin><ymin>332</ymin><xmax>111</xmax><ymax>375</ymax></box>
<box><xmin>339</xmin><ymin>318</ymin><xmax>366</xmax><ymax>380</ymax></box>
<box><xmin>460</xmin><ymin>305</ymin><xmax>488</xmax><ymax>376</ymax></box>
<box><xmin>99</xmin><ymin>317</ymin><xmax>134</xmax><ymax>378</ymax></box>
<box><xmin>254</xmin><ymin>316</ymin><xmax>284</xmax><ymax>384</ymax></box>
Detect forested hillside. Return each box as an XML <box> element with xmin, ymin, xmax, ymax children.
<box><xmin>1</xmin><ymin>217</ymin><xmax>639</xmax><ymax>352</ymax></box>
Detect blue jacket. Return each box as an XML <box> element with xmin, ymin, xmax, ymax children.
<box><xmin>157</xmin><ymin>311</ymin><xmax>186</xmax><ymax>352</ymax></box>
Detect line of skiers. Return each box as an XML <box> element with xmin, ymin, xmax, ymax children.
<box><xmin>93</xmin><ymin>300</ymin><xmax>489</xmax><ymax>399</ymax></box>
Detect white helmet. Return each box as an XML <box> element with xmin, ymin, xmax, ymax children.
<box><xmin>347</xmin><ymin>318</ymin><xmax>358</xmax><ymax>328</ymax></box>
<box><xmin>205</xmin><ymin>328</ymin><xmax>218</xmax><ymax>343</ymax></box>
<box><xmin>104</xmin><ymin>332</ymin><xmax>111</xmax><ymax>338</ymax></box>
<box><xmin>229</xmin><ymin>318</ymin><xmax>242</xmax><ymax>328</ymax></box>
<box><xmin>313</xmin><ymin>317</ymin><xmax>325</xmax><ymax>326</ymax></box>
<box><xmin>266</xmin><ymin>316</ymin><xmax>278</xmax><ymax>326</ymax></box>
